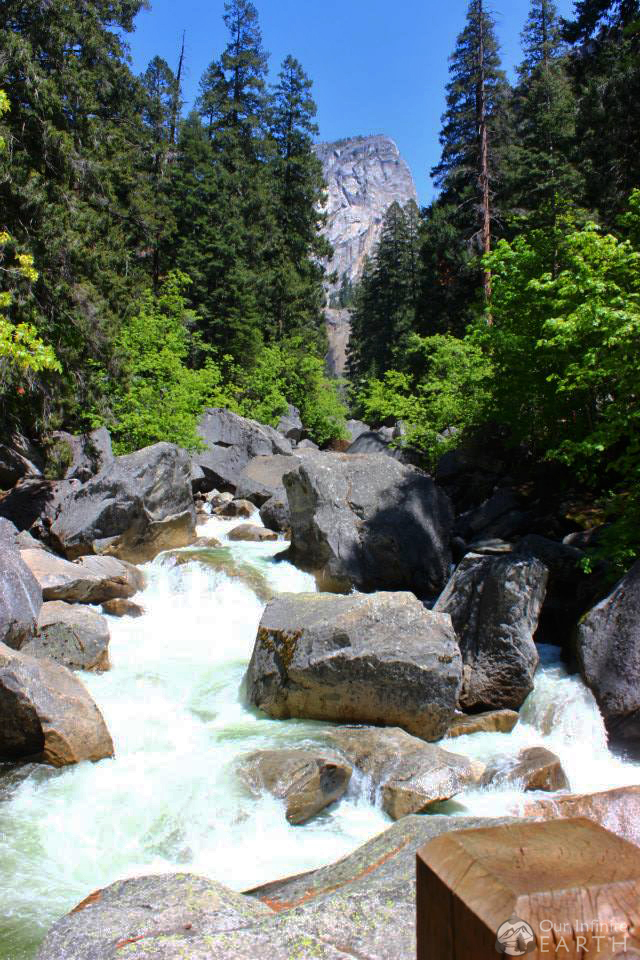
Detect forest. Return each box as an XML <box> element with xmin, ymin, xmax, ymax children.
<box><xmin>1</xmin><ymin>0</ymin><xmax>640</xmax><ymax>567</ymax></box>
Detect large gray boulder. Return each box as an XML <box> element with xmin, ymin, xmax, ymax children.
<box><xmin>0</xmin><ymin>523</ymin><xmax>43</xmax><ymax>649</ymax></box>
<box><xmin>235</xmin><ymin>454</ymin><xmax>301</xmax><ymax>507</ymax></box>
<box><xmin>0</xmin><ymin>641</ymin><xmax>114</xmax><ymax>766</ymax></box>
<box><xmin>192</xmin><ymin>409</ymin><xmax>293</xmax><ymax>493</ymax></box>
<box><xmin>577</xmin><ymin>561</ymin><xmax>640</xmax><ymax>743</ymax></box>
<box><xmin>46</xmin><ymin>428</ymin><xmax>114</xmax><ymax>482</ymax></box>
<box><xmin>246</xmin><ymin>592</ymin><xmax>462</xmax><ymax>742</ymax></box>
<box><xmin>236</xmin><ymin>748</ymin><xmax>352</xmax><ymax>824</ymax></box>
<box><xmin>323</xmin><ymin>725</ymin><xmax>482</xmax><ymax>819</ymax></box>
<box><xmin>276</xmin><ymin>404</ymin><xmax>304</xmax><ymax>443</ymax></box>
<box><xmin>50</xmin><ymin>443</ymin><xmax>196</xmax><ymax>562</ymax></box>
<box><xmin>435</xmin><ymin>552</ymin><xmax>548</xmax><ymax>711</ymax></box>
<box><xmin>283</xmin><ymin>453</ymin><xmax>453</xmax><ymax>596</ymax></box>
<box><xmin>21</xmin><ymin>550</ymin><xmax>144</xmax><ymax>604</ymax></box>
<box><xmin>23</xmin><ymin>601</ymin><xmax>111</xmax><ymax>672</ymax></box>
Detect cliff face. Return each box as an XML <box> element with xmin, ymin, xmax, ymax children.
<box><xmin>314</xmin><ymin>135</ymin><xmax>418</xmax><ymax>292</ymax></box>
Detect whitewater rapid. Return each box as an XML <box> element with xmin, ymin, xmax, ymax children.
<box><xmin>1</xmin><ymin>513</ymin><xmax>639</xmax><ymax>959</ymax></box>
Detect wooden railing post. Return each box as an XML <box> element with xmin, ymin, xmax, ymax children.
<box><xmin>417</xmin><ymin>818</ymin><xmax>640</xmax><ymax>959</ymax></box>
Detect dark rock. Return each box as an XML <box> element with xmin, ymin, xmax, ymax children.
<box><xmin>21</xmin><ymin>550</ymin><xmax>144</xmax><ymax>604</ymax></box>
<box><xmin>50</xmin><ymin>442</ymin><xmax>196</xmax><ymax>562</ymax></box>
<box><xmin>576</xmin><ymin>561</ymin><xmax>640</xmax><ymax>743</ymax></box>
<box><xmin>276</xmin><ymin>405</ymin><xmax>304</xmax><ymax>443</ymax></box>
<box><xmin>435</xmin><ymin>552</ymin><xmax>549</xmax><ymax>711</ymax></box>
<box><xmin>214</xmin><ymin>498</ymin><xmax>256</xmax><ymax>519</ymax></box>
<box><xmin>246</xmin><ymin>591</ymin><xmax>462</xmax><ymax>742</ymax></box>
<box><xmin>346</xmin><ymin>430</ymin><xmax>405</xmax><ymax>461</ymax></box>
<box><xmin>284</xmin><ymin>453</ymin><xmax>453</xmax><ymax>596</ymax></box>
<box><xmin>228</xmin><ymin>524</ymin><xmax>278</xmax><ymax>543</ymax></box>
<box><xmin>102</xmin><ymin>598</ymin><xmax>145</xmax><ymax>618</ymax></box>
<box><xmin>23</xmin><ymin>601</ymin><xmax>111</xmax><ymax>672</ymax></box>
<box><xmin>457</xmin><ymin>489</ymin><xmax>522</xmax><ymax>539</ymax></box>
<box><xmin>236</xmin><ymin>748</ymin><xmax>352</xmax><ymax>824</ymax></box>
<box><xmin>0</xmin><ymin>641</ymin><xmax>114</xmax><ymax>766</ymax></box>
<box><xmin>259</xmin><ymin>496</ymin><xmax>290</xmax><ymax>533</ymax></box>
<box><xmin>481</xmin><ymin>746</ymin><xmax>569</xmax><ymax>792</ymax></box>
<box><xmin>0</xmin><ymin>435</ymin><xmax>43</xmax><ymax>489</ymax></box>
<box><xmin>235</xmin><ymin>455</ymin><xmax>301</xmax><ymax>508</ymax></box>
<box><xmin>0</xmin><ymin>529</ymin><xmax>42</xmax><ymax>649</ymax></box>
<box><xmin>193</xmin><ymin>408</ymin><xmax>293</xmax><ymax>494</ymax></box>
<box><xmin>46</xmin><ymin>428</ymin><xmax>113</xmax><ymax>482</ymax></box>
<box><xmin>563</xmin><ymin>527</ymin><xmax>606</xmax><ymax>550</ymax></box>
<box><xmin>0</xmin><ymin>478</ymin><xmax>80</xmax><ymax>542</ymax></box>
<box><xmin>445</xmin><ymin>709</ymin><xmax>520</xmax><ymax>738</ymax></box>
<box><xmin>323</xmin><ymin>726</ymin><xmax>482</xmax><ymax>819</ymax></box>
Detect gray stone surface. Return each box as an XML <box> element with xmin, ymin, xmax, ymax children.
<box><xmin>284</xmin><ymin>452</ymin><xmax>453</xmax><ymax>596</ymax></box>
<box><xmin>235</xmin><ymin>454</ymin><xmax>301</xmax><ymax>507</ymax></box>
<box><xmin>259</xmin><ymin>496</ymin><xmax>290</xmax><ymax>533</ymax></box>
<box><xmin>276</xmin><ymin>405</ymin><xmax>304</xmax><ymax>443</ymax></box>
<box><xmin>21</xmin><ymin>550</ymin><xmax>144</xmax><ymax>604</ymax></box>
<box><xmin>23</xmin><ymin>601</ymin><xmax>111</xmax><ymax>672</ymax></box>
<box><xmin>192</xmin><ymin>409</ymin><xmax>293</xmax><ymax>493</ymax></box>
<box><xmin>435</xmin><ymin>552</ymin><xmax>549</xmax><ymax>710</ymax></box>
<box><xmin>0</xmin><ymin>524</ymin><xmax>42</xmax><ymax>649</ymax></box>
<box><xmin>246</xmin><ymin>591</ymin><xmax>462</xmax><ymax>741</ymax></box>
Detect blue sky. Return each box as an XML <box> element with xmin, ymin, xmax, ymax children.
<box><xmin>128</xmin><ymin>0</ymin><xmax>576</xmax><ymax>203</ymax></box>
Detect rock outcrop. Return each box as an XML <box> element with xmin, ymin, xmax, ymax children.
<box><xmin>246</xmin><ymin>591</ymin><xmax>462</xmax><ymax>741</ymax></box>
<box><xmin>284</xmin><ymin>452</ymin><xmax>453</xmax><ymax>595</ymax></box>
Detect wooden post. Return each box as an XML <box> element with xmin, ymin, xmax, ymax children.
<box><xmin>417</xmin><ymin>818</ymin><xmax>640</xmax><ymax>959</ymax></box>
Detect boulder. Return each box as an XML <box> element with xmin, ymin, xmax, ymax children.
<box><xmin>345</xmin><ymin>419</ymin><xmax>371</xmax><ymax>443</ymax></box>
<box><xmin>50</xmin><ymin>442</ymin><xmax>196</xmax><ymax>562</ymax></box>
<box><xmin>46</xmin><ymin>428</ymin><xmax>113</xmax><ymax>482</ymax></box>
<box><xmin>456</xmin><ymin>489</ymin><xmax>522</xmax><ymax>541</ymax></box>
<box><xmin>323</xmin><ymin>726</ymin><xmax>481</xmax><ymax>819</ymax></box>
<box><xmin>297</xmin><ymin>439</ymin><xmax>320</xmax><ymax>453</ymax></box>
<box><xmin>228</xmin><ymin>524</ymin><xmax>278</xmax><ymax>543</ymax></box>
<box><xmin>236</xmin><ymin>748</ymin><xmax>352</xmax><ymax>824</ymax></box>
<box><xmin>214</xmin><ymin>498</ymin><xmax>256</xmax><ymax>519</ymax></box>
<box><xmin>192</xmin><ymin>408</ymin><xmax>293</xmax><ymax>493</ymax></box>
<box><xmin>524</xmin><ymin>785</ymin><xmax>640</xmax><ymax>848</ymax></box>
<box><xmin>276</xmin><ymin>404</ymin><xmax>304</xmax><ymax>443</ymax></box>
<box><xmin>235</xmin><ymin>455</ymin><xmax>301</xmax><ymax>508</ymax></box>
<box><xmin>445</xmin><ymin>709</ymin><xmax>520</xmax><ymax>739</ymax></box>
<box><xmin>21</xmin><ymin>550</ymin><xmax>144</xmax><ymax>604</ymax></box>
<box><xmin>435</xmin><ymin>553</ymin><xmax>549</xmax><ymax>710</ymax></box>
<box><xmin>259</xmin><ymin>496</ymin><xmax>290</xmax><ymax>533</ymax></box>
<box><xmin>0</xmin><ymin>478</ymin><xmax>80</xmax><ymax>542</ymax></box>
<box><xmin>22</xmin><ymin>601</ymin><xmax>110</xmax><ymax>672</ymax></box>
<box><xmin>0</xmin><ymin>641</ymin><xmax>114</xmax><ymax>766</ymax></box>
<box><xmin>346</xmin><ymin>430</ymin><xmax>404</xmax><ymax>461</ymax></box>
<box><xmin>246</xmin><ymin>592</ymin><xmax>462</xmax><ymax>742</ymax></box>
<box><xmin>576</xmin><ymin>561</ymin><xmax>640</xmax><ymax>743</ymax></box>
<box><xmin>0</xmin><ymin>527</ymin><xmax>42</xmax><ymax>649</ymax></box>
<box><xmin>481</xmin><ymin>746</ymin><xmax>569</xmax><ymax>792</ymax></box>
<box><xmin>0</xmin><ymin>435</ymin><xmax>43</xmax><ymax>489</ymax></box>
<box><xmin>101</xmin><ymin>598</ymin><xmax>145</xmax><ymax>618</ymax></box>
<box><xmin>284</xmin><ymin>453</ymin><xmax>453</xmax><ymax>596</ymax></box>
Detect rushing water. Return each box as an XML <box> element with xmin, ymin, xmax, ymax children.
<box><xmin>1</xmin><ymin>513</ymin><xmax>639</xmax><ymax>959</ymax></box>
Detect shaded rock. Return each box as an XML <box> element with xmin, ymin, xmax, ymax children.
<box><xmin>435</xmin><ymin>552</ymin><xmax>549</xmax><ymax>710</ymax></box>
<box><xmin>346</xmin><ymin>430</ymin><xmax>405</xmax><ymax>461</ymax></box>
<box><xmin>276</xmin><ymin>405</ymin><xmax>304</xmax><ymax>444</ymax></box>
<box><xmin>237</xmin><ymin>748</ymin><xmax>352</xmax><ymax>824</ymax></box>
<box><xmin>36</xmin><ymin>873</ymin><xmax>272</xmax><ymax>960</ymax></box>
<box><xmin>0</xmin><ymin>435</ymin><xmax>43</xmax><ymax>489</ymax></box>
<box><xmin>524</xmin><ymin>785</ymin><xmax>640</xmax><ymax>848</ymax></box>
<box><xmin>482</xmin><ymin>746</ymin><xmax>569</xmax><ymax>792</ymax></box>
<box><xmin>446</xmin><ymin>709</ymin><xmax>520</xmax><ymax>739</ymax></box>
<box><xmin>46</xmin><ymin>428</ymin><xmax>113</xmax><ymax>482</ymax></box>
<box><xmin>228</xmin><ymin>524</ymin><xmax>278</xmax><ymax>543</ymax></box>
<box><xmin>23</xmin><ymin>601</ymin><xmax>110</xmax><ymax>672</ymax></box>
<box><xmin>101</xmin><ymin>598</ymin><xmax>145</xmax><ymax>618</ymax></box>
<box><xmin>0</xmin><ymin>641</ymin><xmax>114</xmax><ymax>766</ymax></box>
<box><xmin>284</xmin><ymin>453</ymin><xmax>453</xmax><ymax>596</ymax></box>
<box><xmin>193</xmin><ymin>408</ymin><xmax>293</xmax><ymax>494</ymax></box>
<box><xmin>456</xmin><ymin>489</ymin><xmax>522</xmax><ymax>540</ymax></box>
<box><xmin>246</xmin><ymin>591</ymin><xmax>462</xmax><ymax>742</ymax></box>
<box><xmin>22</xmin><ymin>550</ymin><xmax>144</xmax><ymax>604</ymax></box>
<box><xmin>214</xmin><ymin>498</ymin><xmax>255</xmax><ymax>519</ymax></box>
<box><xmin>0</xmin><ymin>531</ymin><xmax>42</xmax><ymax>649</ymax></box>
<box><xmin>235</xmin><ymin>455</ymin><xmax>301</xmax><ymax>508</ymax></box>
<box><xmin>259</xmin><ymin>496</ymin><xmax>290</xmax><ymax>533</ymax></box>
<box><xmin>323</xmin><ymin>726</ymin><xmax>481</xmax><ymax>819</ymax></box>
<box><xmin>0</xmin><ymin>478</ymin><xmax>80</xmax><ymax>543</ymax></box>
<box><xmin>50</xmin><ymin>442</ymin><xmax>196</xmax><ymax>563</ymax></box>
<box><xmin>577</xmin><ymin>561</ymin><xmax>640</xmax><ymax>744</ymax></box>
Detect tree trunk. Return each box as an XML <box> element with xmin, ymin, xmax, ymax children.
<box><xmin>477</xmin><ymin>0</ymin><xmax>493</xmax><ymax>310</ymax></box>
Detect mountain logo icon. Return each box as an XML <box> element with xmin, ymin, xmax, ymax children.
<box><xmin>495</xmin><ymin>915</ymin><xmax>537</xmax><ymax>955</ymax></box>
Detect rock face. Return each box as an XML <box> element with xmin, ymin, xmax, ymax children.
<box><xmin>284</xmin><ymin>453</ymin><xmax>453</xmax><ymax>596</ymax></box>
<box><xmin>576</xmin><ymin>560</ymin><xmax>640</xmax><ymax>743</ymax></box>
<box><xmin>192</xmin><ymin>409</ymin><xmax>293</xmax><ymax>494</ymax></box>
<box><xmin>0</xmin><ymin>477</ymin><xmax>81</xmax><ymax>543</ymax></box>
<box><xmin>0</xmin><ymin>641</ymin><xmax>114</xmax><ymax>766</ymax></box>
<box><xmin>0</xmin><ymin>525</ymin><xmax>42</xmax><ymax>649</ymax></box>
<box><xmin>237</xmin><ymin>748</ymin><xmax>352</xmax><ymax>824</ymax></box>
<box><xmin>246</xmin><ymin>592</ymin><xmax>462</xmax><ymax>742</ymax></box>
<box><xmin>22</xmin><ymin>550</ymin><xmax>144</xmax><ymax>605</ymax></box>
<box><xmin>315</xmin><ymin>135</ymin><xmax>417</xmax><ymax>293</ymax></box>
<box><xmin>23</xmin><ymin>601</ymin><xmax>111</xmax><ymax>672</ymax></box>
<box><xmin>323</xmin><ymin>726</ymin><xmax>481</xmax><ymax>820</ymax></box>
<box><xmin>0</xmin><ymin>436</ymin><xmax>43</xmax><ymax>488</ymax></box>
<box><xmin>47</xmin><ymin>428</ymin><xmax>114</xmax><ymax>482</ymax></box>
<box><xmin>50</xmin><ymin>442</ymin><xmax>196</xmax><ymax>562</ymax></box>
<box><xmin>481</xmin><ymin>746</ymin><xmax>569</xmax><ymax>792</ymax></box>
<box><xmin>435</xmin><ymin>553</ymin><xmax>548</xmax><ymax>710</ymax></box>
<box><xmin>235</xmin><ymin>455</ymin><xmax>301</xmax><ymax>508</ymax></box>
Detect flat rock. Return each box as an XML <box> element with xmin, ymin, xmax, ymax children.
<box><xmin>228</xmin><ymin>524</ymin><xmax>277</xmax><ymax>543</ymax></box>
<box><xmin>236</xmin><ymin>748</ymin><xmax>352</xmax><ymax>824</ymax></box>
<box><xmin>21</xmin><ymin>550</ymin><xmax>144</xmax><ymax>604</ymax></box>
<box><xmin>246</xmin><ymin>591</ymin><xmax>462</xmax><ymax>742</ymax></box>
<box><xmin>482</xmin><ymin>746</ymin><xmax>569</xmax><ymax>792</ymax></box>
<box><xmin>0</xmin><ymin>641</ymin><xmax>114</xmax><ymax>766</ymax></box>
<box><xmin>446</xmin><ymin>709</ymin><xmax>520</xmax><ymax>738</ymax></box>
<box><xmin>284</xmin><ymin>453</ymin><xmax>453</xmax><ymax>596</ymax></box>
<box><xmin>435</xmin><ymin>552</ymin><xmax>549</xmax><ymax>710</ymax></box>
<box><xmin>22</xmin><ymin>601</ymin><xmax>111</xmax><ymax>672</ymax></box>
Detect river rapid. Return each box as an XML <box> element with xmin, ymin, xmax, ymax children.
<box><xmin>1</xmin><ymin>513</ymin><xmax>639</xmax><ymax>959</ymax></box>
